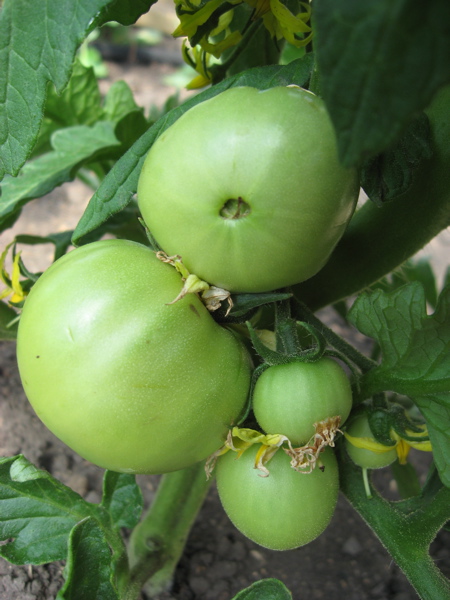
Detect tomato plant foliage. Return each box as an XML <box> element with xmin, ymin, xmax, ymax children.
<box><xmin>0</xmin><ymin>0</ymin><xmax>450</xmax><ymax>599</ymax></box>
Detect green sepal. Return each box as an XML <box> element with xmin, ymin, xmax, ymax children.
<box><xmin>367</xmin><ymin>408</ymin><xmax>397</xmax><ymax>447</ymax></box>
<box><xmin>214</xmin><ymin>291</ymin><xmax>292</xmax><ymax>323</ymax></box>
<box><xmin>246</xmin><ymin>321</ymin><xmax>293</xmax><ymax>366</ymax></box>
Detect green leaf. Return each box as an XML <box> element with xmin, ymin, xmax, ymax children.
<box><xmin>15</xmin><ymin>232</ymin><xmax>74</xmax><ymax>262</ymax></box>
<box><xmin>72</xmin><ymin>55</ymin><xmax>314</xmax><ymax>244</ymax></box>
<box><xmin>95</xmin><ymin>0</ymin><xmax>157</xmax><ymax>27</ymax></box>
<box><xmin>45</xmin><ymin>61</ymin><xmax>104</xmax><ymax>129</ymax></box>
<box><xmin>0</xmin><ymin>301</ymin><xmax>19</xmax><ymax>340</ymax></box>
<box><xmin>103</xmin><ymin>81</ymin><xmax>150</xmax><ymax>150</ymax></box>
<box><xmin>390</xmin><ymin>461</ymin><xmax>421</xmax><ymax>499</ymax></box>
<box><xmin>369</xmin><ymin>258</ymin><xmax>438</xmax><ymax>310</ymax></box>
<box><xmin>0</xmin><ymin>122</ymin><xmax>120</xmax><ymax>230</ymax></box>
<box><xmin>349</xmin><ymin>283</ymin><xmax>450</xmax><ymax>395</ymax></box>
<box><xmin>400</xmin><ymin>259</ymin><xmax>438</xmax><ymax>310</ymax></box>
<box><xmin>231</xmin><ymin>579</ymin><xmax>292</xmax><ymax>600</ymax></box>
<box><xmin>360</xmin><ymin>112</ymin><xmax>433</xmax><ymax>204</ymax></box>
<box><xmin>114</xmin><ymin>110</ymin><xmax>150</xmax><ymax>151</ymax></box>
<box><xmin>414</xmin><ymin>394</ymin><xmax>450</xmax><ymax>488</ymax></box>
<box><xmin>56</xmin><ymin>518</ymin><xmax>119</xmax><ymax>600</ymax></box>
<box><xmin>103</xmin><ymin>80</ymin><xmax>142</xmax><ymax>123</ymax></box>
<box><xmin>101</xmin><ymin>471</ymin><xmax>143</xmax><ymax>530</ymax></box>
<box><xmin>0</xmin><ymin>455</ymin><xmax>93</xmax><ymax>564</ymax></box>
<box><xmin>313</xmin><ymin>0</ymin><xmax>450</xmax><ymax>166</ymax></box>
<box><xmin>348</xmin><ymin>283</ymin><xmax>450</xmax><ymax>485</ymax></box>
<box><xmin>0</xmin><ymin>455</ymin><xmax>132</xmax><ymax>567</ymax></box>
<box><xmin>0</xmin><ymin>0</ymin><xmax>130</xmax><ymax>178</ymax></box>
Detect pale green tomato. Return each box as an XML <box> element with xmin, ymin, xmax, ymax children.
<box><xmin>137</xmin><ymin>86</ymin><xmax>359</xmax><ymax>293</ymax></box>
<box><xmin>16</xmin><ymin>239</ymin><xmax>251</xmax><ymax>474</ymax></box>
<box><xmin>216</xmin><ymin>445</ymin><xmax>339</xmax><ymax>550</ymax></box>
<box><xmin>252</xmin><ymin>358</ymin><xmax>353</xmax><ymax>445</ymax></box>
<box><xmin>345</xmin><ymin>414</ymin><xmax>398</xmax><ymax>470</ymax></box>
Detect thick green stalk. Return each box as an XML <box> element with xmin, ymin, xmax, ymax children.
<box><xmin>126</xmin><ymin>462</ymin><xmax>211</xmax><ymax>599</ymax></box>
<box><xmin>294</xmin><ymin>85</ymin><xmax>450</xmax><ymax>310</ymax></box>
<box><xmin>340</xmin><ymin>449</ymin><xmax>450</xmax><ymax>600</ymax></box>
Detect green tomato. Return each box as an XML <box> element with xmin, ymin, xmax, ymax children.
<box><xmin>345</xmin><ymin>414</ymin><xmax>398</xmax><ymax>470</ymax></box>
<box><xmin>216</xmin><ymin>445</ymin><xmax>339</xmax><ymax>550</ymax></box>
<box><xmin>137</xmin><ymin>86</ymin><xmax>359</xmax><ymax>293</ymax></box>
<box><xmin>16</xmin><ymin>239</ymin><xmax>251</xmax><ymax>474</ymax></box>
<box><xmin>252</xmin><ymin>358</ymin><xmax>352</xmax><ymax>445</ymax></box>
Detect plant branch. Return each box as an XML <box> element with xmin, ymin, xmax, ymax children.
<box><xmin>126</xmin><ymin>462</ymin><xmax>211</xmax><ymax>599</ymax></box>
<box><xmin>339</xmin><ymin>446</ymin><xmax>450</xmax><ymax>600</ymax></box>
<box><xmin>294</xmin><ymin>299</ymin><xmax>376</xmax><ymax>373</ymax></box>
<box><xmin>294</xmin><ymin>85</ymin><xmax>450</xmax><ymax>310</ymax></box>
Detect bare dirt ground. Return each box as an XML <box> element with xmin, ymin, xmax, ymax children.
<box><xmin>0</xmin><ymin>36</ymin><xmax>449</xmax><ymax>600</ymax></box>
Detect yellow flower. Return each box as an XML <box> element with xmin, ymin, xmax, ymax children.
<box><xmin>246</xmin><ymin>0</ymin><xmax>312</xmax><ymax>47</ymax></box>
<box><xmin>0</xmin><ymin>243</ymin><xmax>28</xmax><ymax>305</ymax></box>
<box><xmin>173</xmin><ymin>0</ymin><xmax>312</xmax><ymax>72</ymax></box>
<box><xmin>205</xmin><ymin>426</ymin><xmax>289</xmax><ymax>478</ymax></box>
<box><xmin>344</xmin><ymin>424</ymin><xmax>432</xmax><ymax>465</ymax></box>
<box><xmin>391</xmin><ymin>426</ymin><xmax>432</xmax><ymax>464</ymax></box>
<box><xmin>173</xmin><ymin>0</ymin><xmax>229</xmax><ymax>39</ymax></box>
<box><xmin>200</xmin><ymin>29</ymin><xmax>242</xmax><ymax>58</ymax></box>
<box><xmin>182</xmin><ymin>41</ymin><xmax>214</xmax><ymax>88</ymax></box>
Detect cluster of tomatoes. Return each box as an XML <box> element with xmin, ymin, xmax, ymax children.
<box><xmin>17</xmin><ymin>85</ymin><xmax>363</xmax><ymax>550</ymax></box>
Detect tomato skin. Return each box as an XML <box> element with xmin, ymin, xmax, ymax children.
<box><xmin>345</xmin><ymin>415</ymin><xmax>397</xmax><ymax>470</ymax></box>
<box><xmin>252</xmin><ymin>358</ymin><xmax>352</xmax><ymax>445</ymax></box>
<box><xmin>16</xmin><ymin>239</ymin><xmax>251</xmax><ymax>474</ymax></box>
<box><xmin>216</xmin><ymin>445</ymin><xmax>339</xmax><ymax>550</ymax></box>
<box><xmin>137</xmin><ymin>86</ymin><xmax>359</xmax><ymax>293</ymax></box>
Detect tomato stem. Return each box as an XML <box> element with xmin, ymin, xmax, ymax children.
<box><xmin>340</xmin><ymin>448</ymin><xmax>450</xmax><ymax>600</ymax></box>
<box><xmin>362</xmin><ymin>467</ymin><xmax>372</xmax><ymax>499</ymax></box>
<box><xmin>293</xmin><ymin>298</ymin><xmax>376</xmax><ymax>374</ymax></box>
<box><xmin>126</xmin><ymin>462</ymin><xmax>211</xmax><ymax>599</ymax></box>
<box><xmin>275</xmin><ymin>299</ymin><xmax>300</xmax><ymax>354</ymax></box>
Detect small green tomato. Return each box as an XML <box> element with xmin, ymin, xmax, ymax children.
<box><xmin>345</xmin><ymin>414</ymin><xmax>398</xmax><ymax>470</ymax></box>
<box><xmin>216</xmin><ymin>445</ymin><xmax>339</xmax><ymax>551</ymax></box>
<box><xmin>252</xmin><ymin>358</ymin><xmax>353</xmax><ymax>445</ymax></box>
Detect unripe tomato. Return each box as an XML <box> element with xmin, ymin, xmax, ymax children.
<box><xmin>216</xmin><ymin>445</ymin><xmax>339</xmax><ymax>550</ymax></box>
<box><xmin>16</xmin><ymin>240</ymin><xmax>251</xmax><ymax>474</ymax></box>
<box><xmin>252</xmin><ymin>358</ymin><xmax>352</xmax><ymax>445</ymax></box>
<box><xmin>345</xmin><ymin>414</ymin><xmax>397</xmax><ymax>470</ymax></box>
<box><xmin>137</xmin><ymin>86</ymin><xmax>359</xmax><ymax>293</ymax></box>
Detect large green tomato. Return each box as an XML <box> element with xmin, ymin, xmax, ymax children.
<box><xmin>252</xmin><ymin>358</ymin><xmax>352</xmax><ymax>445</ymax></box>
<box><xmin>216</xmin><ymin>445</ymin><xmax>339</xmax><ymax>550</ymax></box>
<box><xmin>137</xmin><ymin>86</ymin><xmax>359</xmax><ymax>293</ymax></box>
<box><xmin>16</xmin><ymin>239</ymin><xmax>251</xmax><ymax>474</ymax></box>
